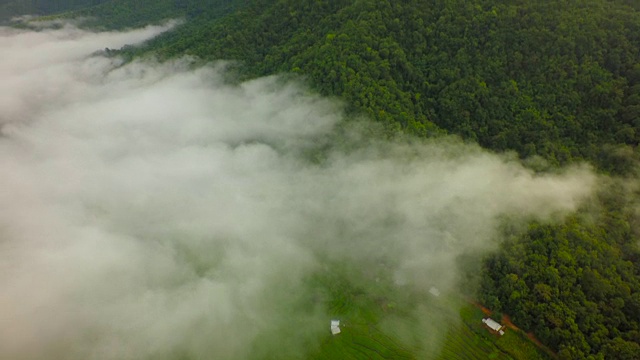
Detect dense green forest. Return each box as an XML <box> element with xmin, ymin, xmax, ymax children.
<box><xmin>72</xmin><ymin>0</ymin><xmax>246</xmax><ymax>29</ymax></box>
<box><xmin>0</xmin><ymin>0</ymin><xmax>109</xmax><ymax>22</ymax></box>
<box><xmin>479</xmin><ymin>181</ymin><xmax>640</xmax><ymax>359</ymax></box>
<box><xmin>6</xmin><ymin>1</ymin><xmax>640</xmax><ymax>359</ymax></box>
<box><xmin>122</xmin><ymin>0</ymin><xmax>640</xmax><ymax>170</ymax></box>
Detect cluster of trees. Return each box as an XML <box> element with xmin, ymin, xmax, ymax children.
<box><xmin>72</xmin><ymin>0</ymin><xmax>245</xmax><ymax>30</ymax></box>
<box><xmin>9</xmin><ymin>0</ymin><xmax>640</xmax><ymax>358</ymax></box>
<box><xmin>480</xmin><ymin>182</ymin><xmax>640</xmax><ymax>359</ymax></box>
<box><xmin>0</xmin><ymin>0</ymin><xmax>245</xmax><ymax>28</ymax></box>
<box><xmin>0</xmin><ymin>0</ymin><xmax>109</xmax><ymax>22</ymax></box>
<box><xmin>125</xmin><ymin>0</ymin><xmax>640</xmax><ymax>169</ymax></box>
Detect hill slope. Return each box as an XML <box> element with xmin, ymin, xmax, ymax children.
<box><xmin>4</xmin><ymin>1</ymin><xmax>640</xmax><ymax>359</ymax></box>
<box><xmin>119</xmin><ymin>0</ymin><xmax>640</xmax><ymax>170</ymax></box>
<box><xmin>0</xmin><ymin>0</ymin><xmax>110</xmax><ymax>22</ymax></box>
<box><xmin>110</xmin><ymin>2</ymin><xmax>640</xmax><ymax>358</ymax></box>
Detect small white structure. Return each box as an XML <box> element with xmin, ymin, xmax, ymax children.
<box><xmin>330</xmin><ymin>320</ymin><xmax>341</xmax><ymax>335</ymax></box>
<box><xmin>482</xmin><ymin>318</ymin><xmax>505</xmax><ymax>335</ymax></box>
<box><xmin>429</xmin><ymin>287</ymin><xmax>441</xmax><ymax>297</ymax></box>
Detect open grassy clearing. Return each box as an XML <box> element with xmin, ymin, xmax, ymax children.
<box><xmin>435</xmin><ymin>303</ymin><xmax>512</xmax><ymax>360</ymax></box>
<box><xmin>455</xmin><ymin>304</ymin><xmax>551</xmax><ymax>360</ymax></box>
<box><xmin>304</xmin><ymin>266</ymin><xmax>548</xmax><ymax>360</ymax></box>
<box><xmin>496</xmin><ymin>330</ymin><xmax>552</xmax><ymax>360</ymax></box>
<box><xmin>437</xmin><ymin>321</ymin><xmax>512</xmax><ymax>360</ymax></box>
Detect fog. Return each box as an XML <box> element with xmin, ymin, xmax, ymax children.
<box><xmin>0</xmin><ymin>24</ymin><xmax>596</xmax><ymax>359</ymax></box>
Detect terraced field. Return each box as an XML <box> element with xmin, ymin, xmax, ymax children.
<box><xmin>299</xmin><ymin>265</ymin><xmax>551</xmax><ymax>359</ymax></box>
<box><xmin>314</xmin><ymin>324</ymin><xmax>414</xmax><ymax>360</ymax></box>
<box><xmin>307</xmin><ymin>280</ymin><xmax>518</xmax><ymax>359</ymax></box>
<box><xmin>437</xmin><ymin>321</ymin><xmax>513</xmax><ymax>360</ymax></box>
<box><xmin>311</xmin><ymin>306</ymin><xmax>518</xmax><ymax>359</ymax></box>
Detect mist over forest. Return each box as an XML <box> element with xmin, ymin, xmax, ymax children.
<box><xmin>1</xmin><ymin>1</ymin><xmax>640</xmax><ymax>360</ymax></box>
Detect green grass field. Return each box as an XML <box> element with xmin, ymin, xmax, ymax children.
<box><xmin>495</xmin><ymin>329</ymin><xmax>553</xmax><ymax>360</ymax></box>
<box><xmin>438</xmin><ymin>322</ymin><xmax>512</xmax><ymax>360</ymax></box>
<box><xmin>306</xmin><ymin>267</ymin><xmax>550</xmax><ymax>360</ymax></box>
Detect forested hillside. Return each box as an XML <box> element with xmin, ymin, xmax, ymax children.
<box><xmin>480</xmin><ymin>181</ymin><xmax>640</xmax><ymax>359</ymax></box>
<box><xmin>7</xmin><ymin>1</ymin><xmax>640</xmax><ymax>359</ymax></box>
<box><xmin>0</xmin><ymin>0</ymin><xmax>108</xmax><ymax>22</ymax></box>
<box><xmin>73</xmin><ymin>0</ymin><xmax>246</xmax><ymax>29</ymax></box>
<box><xmin>123</xmin><ymin>0</ymin><xmax>640</xmax><ymax>170</ymax></box>
<box><xmin>125</xmin><ymin>2</ymin><xmax>640</xmax><ymax>358</ymax></box>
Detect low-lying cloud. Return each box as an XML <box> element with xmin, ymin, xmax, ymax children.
<box><xmin>0</xmin><ymin>24</ymin><xmax>596</xmax><ymax>359</ymax></box>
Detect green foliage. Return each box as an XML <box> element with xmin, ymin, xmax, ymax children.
<box><xmin>480</xmin><ymin>182</ymin><xmax>640</xmax><ymax>359</ymax></box>
<box><xmin>7</xmin><ymin>0</ymin><xmax>640</xmax><ymax>169</ymax></box>
<box><xmin>0</xmin><ymin>0</ymin><xmax>109</xmax><ymax>22</ymax></box>
<box><xmin>495</xmin><ymin>331</ymin><xmax>550</xmax><ymax>360</ymax></box>
<box><xmin>107</xmin><ymin>0</ymin><xmax>640</xmax><ymax>168</ymax></box>
<box><xmin>72</xmin><ymin>0</ymin><xmax>246</xmax><ymax>30</ymax></box>
<box><xmin>438</xmin><ymin>321</ymin><xmax>512</xmax><ymax>360</ymax></box>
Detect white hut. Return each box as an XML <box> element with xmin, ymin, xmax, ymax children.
<box><xmin>482</xmin><ymin>318</ymin><xmax>505</xmax><ymax>335</ymax></box>
<box><xmin>330</xmin><ymin>320</ymin><xmax>341</xmax><ymax>335</ymax></box>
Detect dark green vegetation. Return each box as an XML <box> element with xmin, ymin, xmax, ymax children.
<box><xmin>440</xmin><ymin>305</ymin><xmax>513</xmax><ymax>360</ymax></box>
<box><xmin>480</xmin><ymin>182</ymin><xmax>640</xmax><ymax>359</ymax></box>
<box><xmin>73</xmin><ymin>0</ymin><xmax>246</xmax><ymax>30</ymax></box>
<box><xmin>306</xmin><ymin>269</ymin><xmax>540</xmax><ymax>360</ymax></box>
<box><xmin>0</xmin><ymin>0</ymin><xmax>109</xmax><ymax>22</ymax></box>
<box><xmin>9</xmin><ymin>0</ymin><xmax>640</xmax><ymax>359</ymax></box>
<box><xmin>122</xmin><ymin>0</ymin><xmax>640</xmax><ymax>169</ymax></box>
<box><xmin>456</xmin><ymin>305</ymin><xmax>550</xmax><ymax>360</ymax></box>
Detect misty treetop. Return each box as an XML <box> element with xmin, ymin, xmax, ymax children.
<box><xmin>0</xmin><ymin>0</ymin><xmax>109</xmax><ymax>22</ymax></box>
<box><xmin>110</xmin><ymin>0</ymin><xmax>640</xmax><ymax>169</ymax></box>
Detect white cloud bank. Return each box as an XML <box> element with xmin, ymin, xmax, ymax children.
<box><xmin>0</xmin><ymin>24</ymin><xmax>596</xmax><ymax>359</ymax></box>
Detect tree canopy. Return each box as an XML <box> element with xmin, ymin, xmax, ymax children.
<box><xmin>116</xmin><ymin>0</ymin><xmax>640</xmax><ymax>169</ymax></box>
